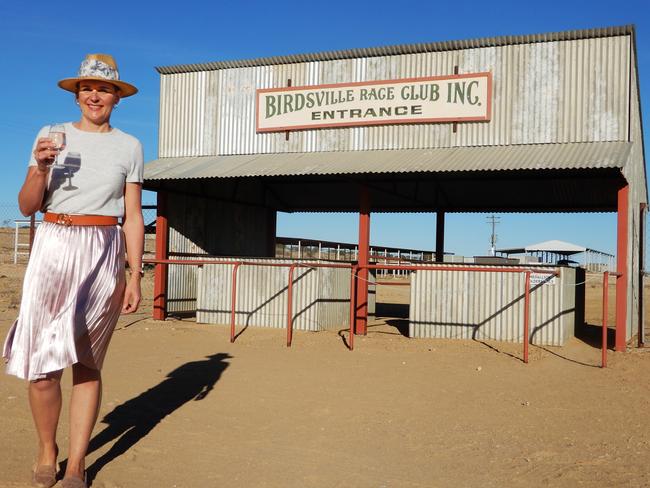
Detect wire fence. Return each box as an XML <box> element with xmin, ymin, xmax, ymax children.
<box><xmin>0</xmin><ymin>204</ymin><xmax>24</xmax><ymax>228</ymax></box>
<box><xmin>0</xmin><ymin>204</ymin><xmax>158</xmax><ymax>264</ymax></box>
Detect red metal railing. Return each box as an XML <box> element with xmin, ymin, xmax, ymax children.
<box><xmin>145</xmin><ymin>258</ymin><xmax>557</xmax><ymax>361</ymax></box>
<box><xmin>144</xmin><ymin>258</ymin><xmax>352</xmax><ymax>347</ymax></box>
<box><xmin>348</xmin><ymin>264</ymin><xmax>358</xmax><ymax>351</ymax></box>
<box><xmin>352</xmin><ymin>264</ymin><xmax>557</xmax><ymax>363</ymax></box>
<box><xmin>230</xmin><ymin>262</ymin><xmax>242</xmax><ymax>344</ymax></box>
<box><xmin>524</xmin><ymin>271</ymin><xmax>531</xmax><ymax>364</ymax></box>
<box><xmin>601</xmin><ymin>271</ymin><xmax>621</xmax><ymax>368</ymax></box>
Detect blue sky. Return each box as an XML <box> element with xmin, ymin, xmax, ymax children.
<box><xmin>0</xmin><ymin>0</ymin><xmax>648</xmax><ymax>257</ymax></box>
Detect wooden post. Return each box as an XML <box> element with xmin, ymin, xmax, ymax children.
<box><xmin>452</xmin><ymin>65</ymin><xmax>459</xmax><ymax>133</ymax></box>
<box><xmin>266</xmin><ymin>209</ymin><xmax>276</xmax><ymax>258</ymax></box>
<box><xmin>436</xmin><ymin>211</ymin><xmax>445</xmax><ymax>262</ymax></box>
<box><xmin>285</xmin><ymin>79</ymin><xmax>292</xmax><ymax>141</ymax></box>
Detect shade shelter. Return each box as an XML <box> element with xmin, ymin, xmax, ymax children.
<box><xmin>497</xmin><ymin>240</ymin><xmax>616</xmax><ymax>271</ymax></box>
<box><xmin>145</xmin><ymin>25</ymin><xmax>647</xmax><ymax>351</ymax></box>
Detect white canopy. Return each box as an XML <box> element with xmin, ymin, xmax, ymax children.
<box><xmin>497</xmin><ymin>239</ymin><xmax>611</xmax><ymax>256</ymax></box>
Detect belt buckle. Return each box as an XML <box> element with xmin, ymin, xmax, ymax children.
<box><xmin>56</xmin><ymin>213</ymin><xmax>73</xmax><ymax>226</ymax></box>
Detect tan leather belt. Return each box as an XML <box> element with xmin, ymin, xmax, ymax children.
<box><xmin>44</xmin><ymin>212</ymin><xmax>119</xmax><ymax>226</ymax></box>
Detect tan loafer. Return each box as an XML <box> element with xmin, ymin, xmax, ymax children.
<box><xmin>61</xmin><ymin>474</ymin><xmax>87</xmax><ymax>488</ymax></box>
<box><xmin>31</xmin><ymin>464</ymin><xmax>57</xmax><ymax>488</ymax></box>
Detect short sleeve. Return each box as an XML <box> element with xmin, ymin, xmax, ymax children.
<box><xmin>126</xmin><ymin>140</ymin><xmax>144</xmax><ymax>183</ymax></box>
<box><xmin>28</xmin><ymin>126</ymin><xmax>50</xmax><ymax>167</ymax></box>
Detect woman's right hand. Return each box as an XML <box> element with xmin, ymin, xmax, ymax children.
<box><xmin>33</xmin><ymin>137</ymin><xmax>58</xmax><ymax>172</ymax></box>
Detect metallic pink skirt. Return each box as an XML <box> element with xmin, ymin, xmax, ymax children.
<box><xmin>3</xmin><ymin>222</ymin><xmax>125</xmax><ymax>381</ymax></box>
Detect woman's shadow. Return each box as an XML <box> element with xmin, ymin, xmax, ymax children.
<box><xmin>63</xmin><ymin>352</ymin><xmax>232</xmax><ymax>484</ymax></box>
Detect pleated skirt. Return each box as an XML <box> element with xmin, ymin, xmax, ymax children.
<box><xmin>3</xmin><ymin>222</ymin><xmax>126</xmax><ymax>381</ymax></box>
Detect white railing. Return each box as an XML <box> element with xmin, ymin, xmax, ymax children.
<box><xmin>13</xmin><ymin>219</ymin><xmax>40</xmax><ymax>264</ymax></box>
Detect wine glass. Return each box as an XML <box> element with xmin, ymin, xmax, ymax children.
<box><xmin>48</xmin><ymin>124</ymin><xmax>66</xmax><ymax>166</ymax></box>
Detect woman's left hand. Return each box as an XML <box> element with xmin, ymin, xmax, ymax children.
<box><xmin>122</xmin><ymin>277</ymin><xmax>142</xmax><ymax>313</ymax></box>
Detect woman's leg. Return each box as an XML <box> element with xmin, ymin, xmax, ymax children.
<box><xmin>64</xmin><ymin>363</ymin><xmax>102</xmax><ymax>479</ymax></box>
<box><xmin>29</xmin><ymin>372</ymin><xmax>63</xmax><ymax>466</ymax></box>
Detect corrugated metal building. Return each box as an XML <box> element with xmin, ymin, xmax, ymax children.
<box><xmin>145</xmin><ymin>25</ymin><xmax>647</xmax><ymax>349</ymax></box>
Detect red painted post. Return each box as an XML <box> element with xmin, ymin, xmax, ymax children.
<box><xmin>602</xmin><ymin>271</ymin><xmax>609</xmax><ymax>368</ymax></box>
<box><xmin>349</xmin><ymin>265</ymin><xmax>357</xmax><ymax>351</ymax></box>
<box><xmin>153</xmin><ymin>192</ymin><xmax>169</xmax><ymax>320</ymax></box>
<box><xmin>230</xmin><ymin>262</ymin><xmax>242</xmax><ymax>343</ymax></box>
<box><xmin>616</xmin><ymin>185</ymin><xmax>629</xmax><ymax>352</ymax></box>
<box><xmin>356</xmin><ymin>186</ymin><xmax>371</xmax><ymax>335</ymax></box>
<box><xmin>287</xmin><ymin>264</ymin><xmax>297</xmax><ymax>347</ymax></box>
<box><xmin>523</xmin><ymin>271</ymin><xmax>531</xmax><ymax>364</ymax></box>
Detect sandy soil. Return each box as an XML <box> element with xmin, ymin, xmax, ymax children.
<box><xmin>1</xmin><ymin>228</ymin><xmax>649</xmax><ymax>487</ymax></box>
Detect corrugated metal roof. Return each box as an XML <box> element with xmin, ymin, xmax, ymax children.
<box><xmin>156</xmin><ymin>25</ymin><xmax>634</xmax><ymax>74</ymax></box>
<box><xmin>498</xmin><ymin>240</ymin><xmax>586</xmax><ymax>254</ymax></box>
<box><xmin>144</xmin><ymin>141</ymin><xmax>631</xmax><ymax>181</ymax></box>
<box><xmin>525</xmin><ymin>240</ymin><xmax>586</xmax><ymax>253</ymax></box>
<box><xmin>497</xmin><ymin>240</ymin><xmax>615</xmax><ymax>256</ymax></box>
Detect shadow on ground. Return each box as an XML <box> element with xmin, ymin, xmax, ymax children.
<box><xmin>575</xmin><ymin>322</ymin><xmax>615</xmax><ymax>350</ymax></box>
<box><xmin>59</xmin><ymin>352</ymin><xmax>232</xmax><ymax>485</ymax></box>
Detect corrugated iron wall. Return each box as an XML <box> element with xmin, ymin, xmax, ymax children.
<box><xmin>167</xmin><ymin>203</ymin><xmax>207</xmax><ymax>314</ymax></box>
<box><xmin>166</xmin><ymin>192</ymin><xmax>275</xmax><ymax>314</ymax></box>
<box><xmin>409</xmin><ymin>266</ymin><xmax>576</xmax><ymax>346</ymax></box>
<box><xmin>196</xmin><ymin>259</ymin><xmax>350</xmax><ymax>331</ymax></box>
<box><xmin>159</xmin><ymin>35</ymin><xmax>630</xmax><ymax>157</ymax></box>
<box><xmin>622</xmin><ymin>45</ymin><xmax>647</xmax><ymax>340</ymax></box>
<box><xmin>159</xmin><ymin>71</ymin><xmax>209</xmax><ymax>158</ymax></box>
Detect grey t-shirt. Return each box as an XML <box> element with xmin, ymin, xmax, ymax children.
<box><xmin>29</xmin><ymin>122</ymin><xmax>144</xmax><ymax>217</ymax></box>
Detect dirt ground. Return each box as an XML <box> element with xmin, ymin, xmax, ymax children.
<box><xmin>1</xmin><ymin>228</ymin><xmax>649</xmax><ymax>487</ymax></box>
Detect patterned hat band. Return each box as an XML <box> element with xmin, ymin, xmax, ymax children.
<box><xmin>57</xmin><ymin>53</ymin><xmax>138</xmax><ymax>97</ymax></box>
<box><xmin>78</xmin><ymin>58</ymin><xmax>119</xmax><ymax>81</ymax></box>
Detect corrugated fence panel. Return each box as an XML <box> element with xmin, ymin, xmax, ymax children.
<box><xmin>409</xmin><ymin>266</ymin><xmax>575</xmax><ymax>346</ymax></box>
<box><xmin>159</xmin><ymin>35</ymin><xmax>630</xmax><ymax>157</ymax></box>
<box><xmin>168</xmin><ymin>224</ymin><xmax>205</xmax><ymax>314</ymax></box>
<box><xmin>317</xmin><ymin>266</ymin><xmax>351</xmax><ymax>330</ymax></box>
<box><xmin>166</xmin><ymin>192</ymin><xmax>210</xmax><ymax>314</ymax></box>
<box><xmin>294</xmin><ymin>266</ymin><xmax>320</xmax><ymax>331</ymax></box>
<box><xmin>197</xmin><ymin>259</ymin><xmax>350</xmax><ymax>331</ymax></box>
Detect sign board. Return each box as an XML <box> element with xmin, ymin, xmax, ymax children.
<box><xmin>531</xmin><ymin>273</ymin><xmax>556</xmax><ymax>287</ymax></box>
<box><xmin>256</xmin><ymin>72</ymin><xmax>492</xmax><ymax>132</ymax></box>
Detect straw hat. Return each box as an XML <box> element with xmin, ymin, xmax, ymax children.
<box><xmin>58</xmin><ymin>53</ymin><xmax>138</xmax><ymax>97</ymax></box>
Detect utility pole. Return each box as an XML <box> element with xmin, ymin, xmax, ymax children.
<box><xmin>487</xmin><ymin>215</ymin><xmax>500</xmax><ymax>256</ymax></box>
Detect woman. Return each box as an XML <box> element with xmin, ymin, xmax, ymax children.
<box><xmin>3</xmin><ymin>54</ymin><xmax>144</xmax><ymax>488</ymax></box>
